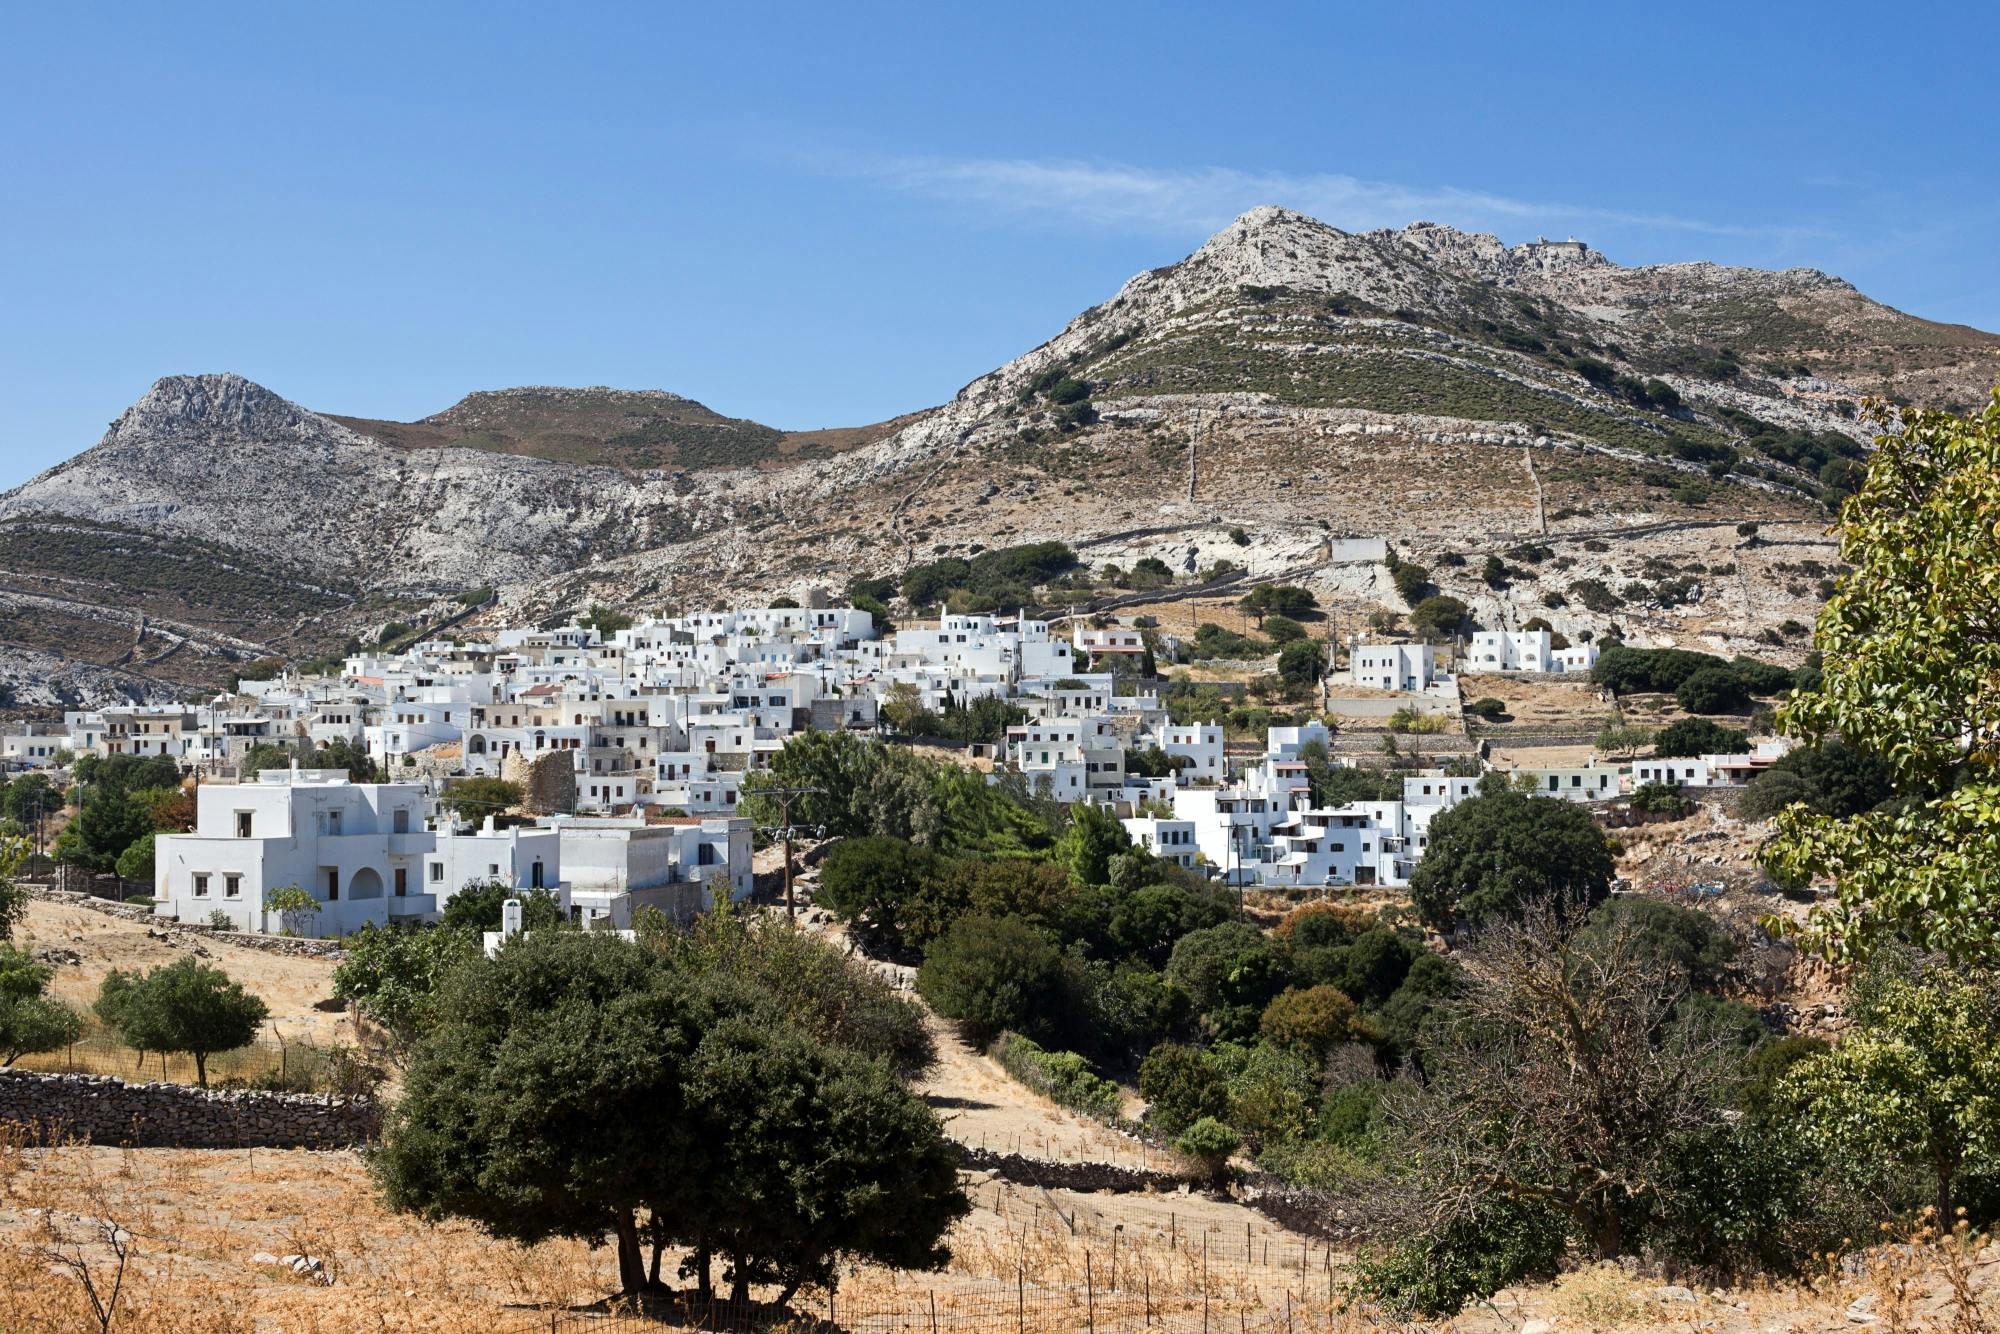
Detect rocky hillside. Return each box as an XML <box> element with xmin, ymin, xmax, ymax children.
<box><xmin>3</xmin><ymin>207</ymin><xmax>1995</xmax><ymax>704</ymax></box>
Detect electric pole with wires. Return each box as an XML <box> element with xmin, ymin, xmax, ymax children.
<box><xmin>750</xmin><ymin>784</ymin><xmax>826</xmax><ymax>920</ymax></box>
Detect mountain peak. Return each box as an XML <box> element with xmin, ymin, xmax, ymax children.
<box><xmin>108</xmin><ymin>373</ymin><xmax>347</xmax><ymax>449</ymax></box>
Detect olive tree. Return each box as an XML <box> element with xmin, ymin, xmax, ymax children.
<box><xmin>94</xmin><ymin>957</ymin><xmax>270</xmax><ymax>1086</ymax></box>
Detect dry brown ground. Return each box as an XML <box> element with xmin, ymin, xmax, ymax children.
<box><xmin>1459</xmin><ymin>671</ymin><xmax>1614</xmax><ymax>729</ymax></box>
<box><xmin>14</xmin><ymin>897</ymin><xmax>353</xmax><ymax>1045</ymax></box>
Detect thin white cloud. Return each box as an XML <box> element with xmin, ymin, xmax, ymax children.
<box><xmin>836</xmin><ymin>153</ymin><xmax>1823</xmax><ymax>247</ymax></box>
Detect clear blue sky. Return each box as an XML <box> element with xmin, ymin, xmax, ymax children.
<box><xmin>3</xmin><ymin>2</ymin><xmax>1995</xmax><ymax>488</ymax></box>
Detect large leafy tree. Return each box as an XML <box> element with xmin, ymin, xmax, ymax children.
<box><xmin>55</xmin><ymin>785</ymin><xmax>151</xmax><ymax>872</ymax></box>
<box><xmin>376</xmin><ymin>930</ymin><xmax>964</xmax><ymax>1301</ymax></box>
<box><xmin>1407</xmin><ymin>778</ymin><xmax>1616</xmax><ymax>930</ymax></box>
<box><xmin>1783</xmin><ymin>962</ymin><xmax>2000</xmax><ymax>1220</ymax></box>
<box><xmin>1769</xmin><ymin>391</ymin><xmax>2000</xmax><ymax>960</ymax></box>
<box><xmin>94</xmin><ymin>956</ymin><xmax>270</xmax><ymax>1086</ymax></box>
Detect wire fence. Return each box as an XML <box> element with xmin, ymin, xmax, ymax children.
<box><xmin>501</xmin><ymin>1210</ymin><xmax>1354</xmax><ymax>1333</ymax></box>
<box><xmin>9</xmin><ymin>1028</ymin><xmax>360</xmax><ymax>1093</ymax></box>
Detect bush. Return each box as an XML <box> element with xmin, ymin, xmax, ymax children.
<box><xmin>1675</xmin><ymin>664</ymin><xmax>1752</xmax><ymax>713</ymax></box>
<box><xmin>1465</xmin><ymin>697</ymin><xmax>1507</xmax><ymax>721</ymax></box>
<box><xmin>1166</xmin><ymin>923</ymin><xmax>1290</xmax><ymax>1041</ymax></box>
<box><xmin>1138</xmin><ymin>1043</ymin><xmax>1230</xmax><ymax>1137</ymax></box>
<box><xmin>1628</xmin><ymin>782</ymin><xmax>1693</xmax><ymax>817</ymax></box>
<box><xmin>1654</xmin><ymin>717</ymin><xmax>1750</xmax><ymax>758</ymax></box>
<box><xmin>1407</xmin><ymin>781</ymin><xmax>1616</xmax><ymax>930</ymax></box>
<box><xmin>916</xmin><ymin>915</ymin><xmax>1075</xmax><ymax>1048</ymax></box>
<box><xmin>816</xmin><ymin>836</ymin><xmax>944</xmax><ymax>952</ymax></box>
<box><xmin>1258</xmin><ymin>984</ymin><xmax>1358</xmax><ymax>1062</ymax></box>
<box><xmin>1174</xmin><ymin>1116</ymin><xmax>1240</xmax><ymax>1182</ymax></box>
<box><xmin>989</xmin><ymin>1032</ymin><xmax>1120</xmax><ymax>1120</ymax></box>
<box><xmin>1410</xmin><ymin>595</ymin><xmax>1468</xmax><ymax>639</ymax></box>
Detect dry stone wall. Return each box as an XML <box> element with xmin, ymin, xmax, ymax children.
<box><xmin>0</xmin><ymin>1069</ymin><xmax>377</xmax><ymax>1149</ymax></box>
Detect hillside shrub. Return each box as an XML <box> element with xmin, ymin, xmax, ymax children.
<box><xmin>989</xmin><ymin>1032</ymin><xmax>1120</xmax><ymax>1120</ymax></box>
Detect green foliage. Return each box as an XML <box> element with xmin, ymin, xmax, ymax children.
<box><xmin>1409</xmin><ymin>595</ymin><xmax>1468</xmax><ymax>639</ymax></box>
<box><xmin>1166</xmin><ymin>922</ymin><xmax>1288</xmax><ymax>1041</ymax></box>
<box><xmin>1275</xmin><ymin>639</ymin><xmax>1326</xmax><ymax>696</ymax></box>
<box><xmin>439</xmin><ymin>775</ymin><xmax>522</xmax><ymax>820</ymax></box>
<box><xmin>114</xmin><ymin>832</ymin><xmax>155</xmax><ymax>883</ymax></box>
<box><xmin>1239</xmin><ymin>584</ymin><xmax>1319</xmax><ymax>624</ymax></box>
<box><xmin>1138</xmin><ymin>1042</ymin><xmax>1230</xmax><ymax>1137</ymax></box>
<box><xmin>916</xmin><ymin>915</ymin><xmax>1076</xmax><ymax>1048</ymax></box>
<box><xmin>437</xmin><ymin>882</ymin><xmax>565</xmax><ymax>934</ymax></box>
<box><xmin>1675</xmin><ymin>664</ymin><xmax>1753</xmax><ymax>713</ymax></box>
<box><xmin>815</xmin><ymin>836</ymin><xmax>947</xmax><ymax>951</ymax></box>
<box><xmin>582</xmin><ymin>605</ymin><xmax>635</xmax><ymax>636</ymax></box>
<box><xmin>333</xmin><ymin>923</ymin><xmax>474</xmax><ymax>1064</ymax></box>
<box><xmin>1173</xmin><ymin>1116</ymin><xmax>1240</xmax><ymax>1181</ymax></box>
<box><xmin>0</xmin><ymin>943</ymin><xmax>84</xmax><ymax>1063</ymax></box>
<box><xmin>1784</xmin><ymin>961</ymin><xmax>2000</xmax><ymax>1219</ymax></box>
<box><xmin>1578</xmin><ymin>896</ymin><xmax>1737</xmax><ymax>992</ymax></box>
<box><xmin>2</xmin><ymin>774</ymin><xmax>56</xmax><ymax>828</ymax></box>
<box><xmin>373</xmin><ymin>931</ymin><xmax>966</xmax><ymax>1300</ymax></box>
<box><xmin>1258</xmin><ymin>984</ymin><xmax>1357</xmax><ymax>1064</ymax></box>
<box><xmin>263</xmin><ymin>884</ymin><xmax>322</xmax><ymax>936</ymax></box>
<box><xmin>1465</xmin><ymin>696</ymin><xmax>1507</xmax><ymax>721</ymax></box>
<box><xmin>94</xmin><ymin>956</ymin><xmax>270</xmax><ymax>1086</ymax></box>
<box><xmin>1738</xmin><ymin>739</ymin><xmax>1893</xmax><ymax>822</ymax></box>
<box><xmin>57</xmin><ymin>785</ymin><xmax>152</xmax><ymax>872</ymax></box>
<box><xmin>1407</xmin><ymin>780</ymin><xmax>1616</xmax><ymax>930</ymax></box>
<box><xmin>1353</xmin><ymin>1194</ymin><xmax>1569</xmax><ymax>1319</ymax></box>
<box><xmin>1054</xmin><ymin>802</ymin><xmax>1132</xmax><ymax>889</ymax></box>
<box><xmin>1261</xmin><ymin>614</ymin><xmax>1308</xmax><ymax>645</ymax></box>
<box><xmin>1591</xmin><ymin>643</ymin><xmax>1726</xmax><ymax>694</ymax></box>
<box><xmin>1627</xmin><ymin>782</ymin><xmax>1692</xmax><ymax>816</ymax></box>
<box><xmin>1768</xmin><ymin>393</ymin><xmax>2000</xmax><ymax>960</ymax></box>
<box><xmin>989</xmin><ymin>1032</ymin><xmax>1120</xmax><ymax>1120</ymax></box>
<box><xmin>1390</xmin><ymin>563</ymin><xmax>1433</xmax><ymax>605</ymax></box>
<box><xmin>1654</xmin><ymin>717</ymin><xmax>1750</xmax><ymax>758</ymax></box>
<box><xmin>1594</xmin><ymin>724</ymin><xmax>1654</xmax><ymax>758</ymax></box>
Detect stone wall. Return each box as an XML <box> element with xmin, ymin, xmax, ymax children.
<box><xmin>23</xmin><ymin>886</ymin><xmax>344</xmax><ymax>960</ymax></box>
<box><xmin>0</xmin><ymin>1069</ymin><xmax>378</xmax><ymax>1149</ymax></box>
<box><xmin>955</xmin><ymin>1144</ymin><xmax>1190</xmax><ymax>1194</ymax></box>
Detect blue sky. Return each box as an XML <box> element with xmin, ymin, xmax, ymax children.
<box><xmin>3</xmin><ymin>2</ymin><xmax>1995</xmax><ymax>488</ymax></box>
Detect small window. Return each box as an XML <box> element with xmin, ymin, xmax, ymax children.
<box><xmin>393</xmin><ymin>808</ymin><xmax>410</xmax><ymax>834</ymax></box>
<box><xmin>394</xmin><ymin>867</ymin><xmax>407</xmax><ymax>897</ymax></box>
<box><xmin>236</xmin><ymin>811</ymin><xmax>253</xmax><ymax>838</ymax></box>
<box><xmin>430</xmin><ymin>862</ymin><xmax>444</xmax><ymax>883</ymax></box>
<box><xmin>193</xmin><ymin>874</ymin><xmax>209</xmax><ymax>898</ymax></box>
<box><xmin>327</xmin><ymin>869</ymin><xmax>339</xmax><ymax>900</ymax></box>
<box><xmin>224</xmin><ymin>875</ymin><xmax>240</xmax><ymax>899</ymax></box>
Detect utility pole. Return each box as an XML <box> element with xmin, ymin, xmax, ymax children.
<box><xmin>752</xmin><ymin>785</ymin><xmax>826</xmax><ymax>920</ymax></box>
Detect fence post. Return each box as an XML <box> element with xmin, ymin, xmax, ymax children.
<box><xmin>1085</xmin><ymin>1251</ymin><xmax>1094</xmax><ymax>1333</ymax></box>
<box><xmin>929</xmin><ymin>1289</ymin><xmax>938</xmax><ymax>1334</ymax></box>
<box><xmin>1017</xmin><ymin>1260</ymin><xmax>1025</xmax><ymax>1334</ymax></box>
<box><xmin>1202</xmin><ymin>1233</ymin><xmax>1210</xmax><ymax>1334</ymax></box>
<box><xmin>1144</xmin><ymin>1266</ymin><xmax>1151</xmax><ymax>1325</ymax></box>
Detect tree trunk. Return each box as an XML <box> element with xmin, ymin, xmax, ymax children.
<box><xmin>693</xmin><ymin>1241</ymin><xmax>712</xmax><ymax>1303</ymax></box>
<box><xmin>612</xmin><ymin>1210</ymin><xmax>648</xmax><ymax>1295</ymax></box>
<box><xmin>729</xmin><ymin>1249</ymin><xmax>750</xmax><ymax>1305</ymax></box>
<box><xmin>194</xmin><ymin>1051</ymin><xmax>207</xmax><ymax>1088</ymax></box>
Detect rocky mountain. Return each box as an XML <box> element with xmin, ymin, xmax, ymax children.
<box><xmin>4</xmin><ymin>206</ymin><xmax>1996</xmax><ymax>706</ymax></box>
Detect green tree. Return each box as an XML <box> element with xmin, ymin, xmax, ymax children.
<box><xmin>56</xmin><ymin>785</ymin><xmax>151</xmax><ymax>872</ymax></box>
<box><xmin>1259</xmin><ymin>983</ymin><xmax>1358</xmax><ymax>1063</ymax></box>
<box><xmin>1767</xmin><ymin>392</ymin><xmax>2000</xmax><ymax>960</ymax></box>
<box><xmin>1593</xmin><ymin>724</ymin><xmax>1655</xmax><ymax>759</ymax></box>
<box><xmin>815</xmin><ymin>836</ymin><xmax>944</xmax><ymax>951</ymax></box>
<box><xmin>1276</xmin><ymin>640</ymin><xmax>1327</xmax><ymax>697</ymax></box>
<box><xmin>1654</xmin><ymin>717</ymin><xmax>1750</xmax><ymax>758</ymax></box>
<box><xmin>0</xmin><ymin>943</ymin><xmax>84</xmax><ymax>1064</ymax></box>
<box><xmin>1262</xmin><ymin>615</ymin><xmax>1308</xmax><ymax>645</ymax></box>
<box><xmin>439</xmin><ymin>776</ymin><xmax>522</xmax><ymax>821</ymax></box>
<box><xmin>1166</xmin><ymin>922</ymin><xmax>1289</xmax><ymax>1041</ymax></box>
<box><xmin>1138</xmin><ymin>1042</ymin><xmax>1230</xmax><ymax>1137</ymax></box>
<box><xmin>1738</xmin><ymin>739</ymin><xmax>1893</xmax><ymax>822</ymax></box>
<box><xmin>1055</xmin><ymin>802</ymin><xmax>1131</xmax><ymax>888</ymax></box>
<box><xmin>263</xmin><ymin>884</ymin><xmax>322</xmax><ymax>936</ymax></box>
<box><xmin>94</xmin><ymin>956</ymin><xmax>270</xmax><ymax>1086</ymax></box>
<box><xmin>1410</xmin><ymin>595</ymin><xmax>1468</xmax><ymax>639</ymax></box>
<box><xmin>114</xmin><ymin>831</ymin><xmax>155</xmax><ymax>884</ymax></box>
<box><xmin>375</xmin><ymin>931</ymin><xmax>965</xmax><ymax>1300</ymax></box>
<box><xmin>1407</xmin><ymin>779</ymin><xmax>1615</xmax><ymax>930</ymax></box>
<box><xmin>1174</xmin><ymin>1116</ymin><xmax>1240</xmax><ymax>1182</ymax></box>
<box><xmin>437</xmin><ymin>881</ymin><xmax>566</xmax><ymax>934</ymax></box>
<box><xmin>1784</xmin><ymin>964</ymin><xmax>2000</xmax><ymax>1220</ymax></box>
<box><xmin>3</xmin><ymin>774</ymin><xmax>56</xmax><ymax>828</ymax></box>
<box><xmin>332</xmin><ymin>923</ymin><xmax>475</xmax><ymax>1065</ymax></box>
<box><xmin>916</xmin><ymin>915</ymin><xmax>1075</xmax><ymax>1048</ymax></box>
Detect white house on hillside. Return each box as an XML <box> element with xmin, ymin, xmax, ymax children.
<box><xmin>153</xmin><ymin>767</ymin><xmax>435</xmax><ymax>935</ymax></box>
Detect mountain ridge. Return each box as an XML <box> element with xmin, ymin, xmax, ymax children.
<box><xmin>3</xmin><ymin>207</ymin><xmax>1996</xmax><ymax>707</ymax></box>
